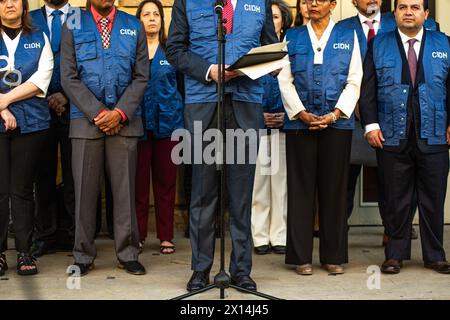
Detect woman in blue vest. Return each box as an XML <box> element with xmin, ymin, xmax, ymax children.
<box><xmin>251</xmin><ymin>0</ymin><xmax>292</xmax><ymax>256</ymax></box>
<box><xmin>135</xmin><ymin>0</ymin><xmax>183</xmax><ymax>254</ymax></box>
<box><xmin>0</xmin><ymin>0</ymin><xmax>53</xmax><ymax>276</ymax></box>
<box><xmin>278</xmin><ymin>0</ymin><xmax>362</xmax><ymax>275</ymax></box>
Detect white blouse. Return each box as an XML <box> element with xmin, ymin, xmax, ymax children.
<box><xmin>1</xmin><ymin>30</ymin><xmax>53</xmax><ymax>98</ymax></box>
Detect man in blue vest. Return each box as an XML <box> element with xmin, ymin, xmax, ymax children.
<box><xmin>166</xmin><ymin>0</ymin><xmax>277</xmax><ymax>291</ymax></box>
<box><xmin>60</xmin><ymin>0</ymin><xmax>149</xmax><ymax>276</ymax></box>
<box><xmin>339</xmin><ymin>0</ymin><xmax>418</xmax><ymax>246</ymax></box>
<box><xmin>30</xmin><ymin>0</ymin><xmax>76</xmax><ymax>258</ymax></box>
<box><xmin>360</xmin><ymin>0</ymin><xmax>450</xmax><ymax>274</ymax></box>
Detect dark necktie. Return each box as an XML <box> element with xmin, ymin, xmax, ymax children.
<box><xmin>50</xmin><ymin>10</ymin><xmax>63</xmax><ymax>52</ymax></box>
<box><xmin>407</xmin><ymin>38</ymin><xmax>418</xmax><ymax>85</ymax></box>
<box><xmin>365</xmin><ymin>19</ymin><xmax>376</xmax><ymax>44</ymax></box>
<box><xmin>223</xmin><ymin>1</ymin><xmax>234</xmax><ymax>34</ymax></box>
<box><xmin>99</xmin><ymin>17</ymin><xmax>111</xmax><ymax>49</ymax></box>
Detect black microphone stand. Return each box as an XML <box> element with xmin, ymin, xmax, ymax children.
<box><xmin>171</xmin><ymin>1</ymin><xmax>281</xmax><ymax>300</ymax></box>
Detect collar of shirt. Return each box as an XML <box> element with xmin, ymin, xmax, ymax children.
<box><xmin>398</xmin><ymin>26</ymin><xmax>424</xmax><ymax>45</ymax></box>
<box><xmin>1</xmin><ymin>29</ymin><xmax>23</xmax><ymax>70</ymax></box>
<box><xmin>307</xmin><ymin>18</ymin><xmax>335</xmax><ymax>49</ymax></box>
<box><xmin>45</xmin><ymin>3</ymin><xmax>70</xmax><ymax>19</ymax></box>
<box><xmin>231</xmin><ymin>0</ymin><xmax>237</xmax><ymax>9</ymax></box>
<box><xmin>306</xmin><ymin>18</ymin><xmax>335</xmax><ymax>64</ymax></box>
<box><xmin>358</xmin><ymin>10</ymin><xmax>381</xmax><ymax>31</ymax></box>
<box><xmin>91</xmin><ymin>5</ymin><xmax>116</xmax><ymax>32</ymax></box>
<box><xmin>397</xmin><ymin>27</ymin><xmax>423</xmax><ymax>60</ymax></box>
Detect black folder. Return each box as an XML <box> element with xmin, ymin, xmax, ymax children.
<box><xmin>226</xmin><ymin>51</ymin><xmax>288</xmax><ymax>71</ymax></box>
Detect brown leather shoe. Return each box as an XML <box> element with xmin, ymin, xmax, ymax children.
<box><xmin>381</xmin><ymin>259</ymin><xmax>402</xmax><ymax>274</ymax></box>
<box><xmin>424</xmin><ymin>261</ymin><xmax>450</xmax><ymax>274</ymax></box>
<box><xmin>321</xmin><ymin>264</ymin><xmax>344</xmax><ymax>275</ymax></box>
<box><xmin>295</xmin><ymin>264</ymin><xmax>313</xmax><ymax>276</ymax></box>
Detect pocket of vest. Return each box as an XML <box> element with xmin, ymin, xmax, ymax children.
<box><xmin>23</xmin><ymin>98</ymin><xmax>50</xmax><ymax>126</ymax></box>
<box><xmin>434</xmin><ymin>101</ymin><xmax>447</xmax><ymax>136</ymax></box>
<box><xmin>298</xmin><ymin>91</ymin><xmax>308</xmax><ymax>104</ymax></box>
<box><xmin>189</xmin><ymin>9</ymin><xmax>216</xmax><ymax>39</ymax></box>
<box><xmin>375</xmin><ymin>62</ymin><xmax>395</xmax><ymax>87</ymax></box>
<box><xmin>156</xmin><ymin>103</ymin><xmax>176</xmax><ymax>136</ymax></box>
<box><xmin>74</xmin><ymin>33</ymin><xmax>97</xmax><ymax>61</ymax></box>
<box><xmin>378</xmin><ymin>103</ymin><xmax>394</xmax><ymax>138</ymax></box>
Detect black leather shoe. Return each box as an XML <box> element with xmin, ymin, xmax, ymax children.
<box><xmin>118</xmin><ymin>260</ymin><xmax>146</xmax><ymax>275</ymax></box>
<box><xmin>187</xmin><ymin>271</ymin><xmax>210</xmax><ymax>291</ymax></box>
<box><xmin>231</xmin><ymin>275</ymin><xmax>257</xmax><ymax>291</ymax></box>
<box><xmin>424</xmin><ymin>261</ymin><xmax>450</xmax><ymax>274</ymax></box>
<box><xmin>254</xmin><ymin>245</ymin><xmax>271</xmax><ymax>255</ymax></box>
<box><xmin>31</xmin><ymin>241</ymin><xmax>56</xmax><ymax>258</ymax></box>
<box><xmin>271</xmin><ymin>245</ymin><xmax>286</xmax><ymax>254</ymax></box>
<box><xmin>70</xmin><ymin>262</ymin><xmax>94</xmax><ymax>277</ymax></box>
<box><xmin>381</xmin><ymin>259</ymin><xmax>402</xmax><ymax>274</ymax></box>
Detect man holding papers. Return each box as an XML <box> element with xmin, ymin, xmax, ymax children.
<box><xmin>166</xmin><ymin>0</ymin><xmax>277</xmax><ymax>292</ymax></box>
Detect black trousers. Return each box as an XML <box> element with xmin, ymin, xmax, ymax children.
<box><xmin>346</xmin><ymin>164</ymin><xmax>362</xmax><ymax>219</ymax></box>
<box><xmin>34</xmin><ymin>121</ymin><xmax>75</xmax><ymax>245</ymax></box>
<box><xmin>285</xmin><ymin>128</ymin><xmax>352</xmax><ymax>265</ymax></box>
<box><xmin>377</xmin><ymin>136</ymin><xmax>448</xmax><ymax>263</ymax></box>
<box><xmin>0</xmin><ymin>129</ymin><xmax>48</xmax><ymax>253</ymax></box>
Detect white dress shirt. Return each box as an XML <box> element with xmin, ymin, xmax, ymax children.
<box><xmin>45</xmin><ymin>3</ymin><xmax>71</xmax><ymax>42</ymax></box>
<box><xmin>278</xmin><ymin>19</ymin><xmax>363</xmax><ymax>120</ymax></box>
<box><xmin>364</xmin><ymin>27</ymin><xmax>424</xmax><ymax>135</ymax></box>
<box><xmin>1</xmin><ymin>30</ymin><xmax>54</xmax><ymax>98</ymax></box>
<box><xmin>358</xmin><ymin>10</ymin><xmax>381</xmax><ymax>39</ymax></box>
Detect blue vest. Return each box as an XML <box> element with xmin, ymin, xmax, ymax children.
<box><xmin>69</xmin><ymin>9</ymin><xmax>141</xmax><ymax>120</ymax></box>
<box><xmin>284</xmin><ymin>24</ymin><xmax>355</xmax><ymax>130</ymax></box>
<box><xmin>142</xmin><ymin>45</ymin><xmax>184</xmax><ymax>140</ymax></box>
<box><xmin>261</xmin><ymin>74</ymin><xmax>283</xmax><ymax>114</ymax></box>
<box><xmin>185</xmin><ymin>0</ymin><xmax>266</xmax><ymax>105</ymax></box>
<box><xmin>382</xmin><ymin>12</ymin><xmax>438</xmax><ymax>32</ymax></box>
<box><xmin>0</xmin><ymin>31</ymin><xmax>50</xmax><ymax>134</ymax></box>
<box><xmin>337</xmin><ymin>13</ymin><xmax>395</xmax><ymax>59</ymax></box>
<box><xmin>373</xmin><ymin>31</ymin><xmax>449</xmax><ymax>146</ymax></box>
<box><xmin>30</xmin><ymin>7</ymin><xmax>70</xmax><ymax>95</ymax></box>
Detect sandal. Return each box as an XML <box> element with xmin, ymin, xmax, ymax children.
<box><xmin>160</xmin><ymin>241</ymin><xmax>176</xmax><ymax>254</ymax></box>
<box><xmin>0</xmin><ymin>253</ymin><xmax>8</xmax><ymax>277</ymax></box>
<box><xmin>17</xmin><ymin>253</ymin><xmax>38</xmax><ymax>276</ymax></box>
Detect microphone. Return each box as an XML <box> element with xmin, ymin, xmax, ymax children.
<box><xmin>215</xmin><ymin>0</ymin><xmax>226</xmax><ymax>14</ymax></box>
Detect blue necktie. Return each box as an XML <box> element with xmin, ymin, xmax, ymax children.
<box><xmin>51</xmin><ymin>10</ymin><xmax>63</xmax><ymax>52</ymax></box>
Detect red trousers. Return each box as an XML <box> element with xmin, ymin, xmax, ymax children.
<box><xmin>135</xmin><ymin>132</ymin><xmax>177</xmax><ymax>242</ymax></box>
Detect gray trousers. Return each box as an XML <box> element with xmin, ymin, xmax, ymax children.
<box><xmin>71</xmin><ymin>136</ymin><xmax>139</xmax><ymax>264</ymax></box>
<box><xmin>188</xmin><ymin>97</ymin><xmax>262</xmax><ymax>277</ymax></box>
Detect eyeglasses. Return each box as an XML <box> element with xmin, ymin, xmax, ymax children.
<box><xmin>305</xmin><ymin>0</ymin><xmax>331</xmax><ymax>5</ymax></box>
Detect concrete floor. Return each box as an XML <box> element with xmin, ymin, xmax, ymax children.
<box><xmin>1</xmin><ymin>226</ymin><xmax>450</xmax><ymax>300</ymax></box>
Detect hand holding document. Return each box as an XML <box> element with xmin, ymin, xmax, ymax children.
<box><xmin>226</xmin><ymin>42</ymin><xmax>290</xmax><ymax>80</ymax></box>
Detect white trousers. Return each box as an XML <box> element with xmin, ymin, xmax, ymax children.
<box><xmin>251</xmin><ymin>131</ymin><xmax>287</xmax><ymax>247</ymax></box>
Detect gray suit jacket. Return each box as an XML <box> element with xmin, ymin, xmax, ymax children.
<box><xmin>60</xmin><ymin>12</ymin><xmax>149</xmax><ymax>139</ymax></box>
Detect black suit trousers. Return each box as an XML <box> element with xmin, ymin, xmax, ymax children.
<box><xmin>377</xmin><ymin>134</ymin><xmax>448</xmax><ymax>263</ymax></box>
<box><xmin>34</xmin><ymin>120</ymin><xmax>75</xmax><ymax>244</ymax></box>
